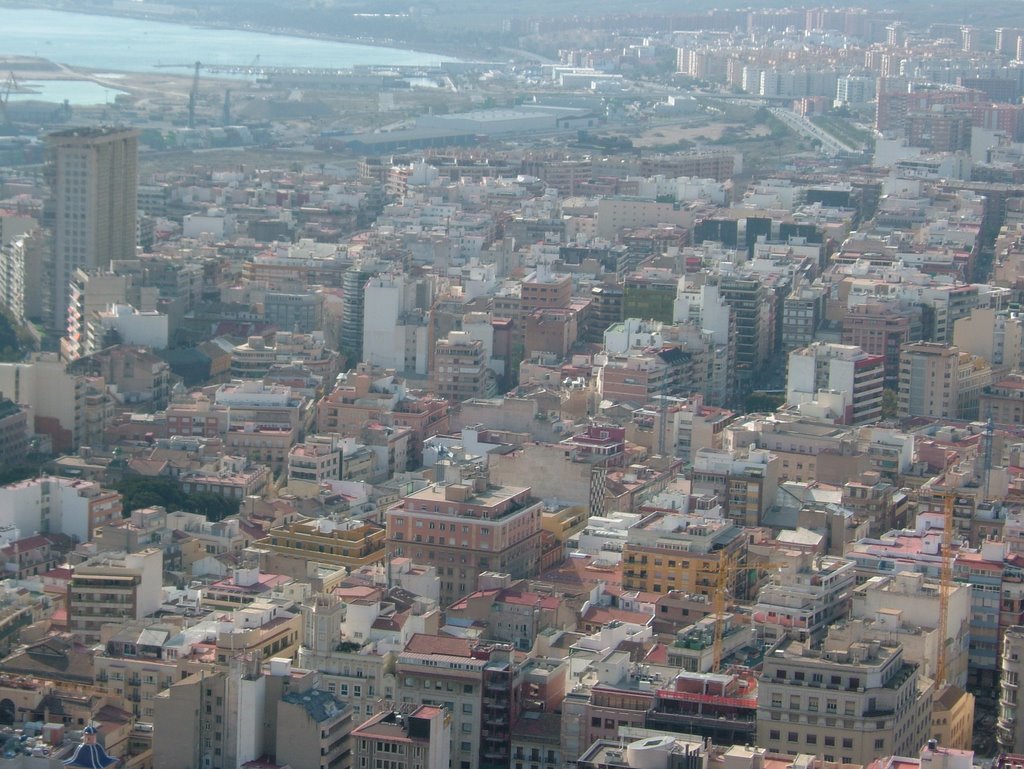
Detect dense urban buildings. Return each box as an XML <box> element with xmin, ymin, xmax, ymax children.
<box><xmin>3</xmin><ymin>3</ymin><xmax>1024</xmax><ymax>768</ymax></box>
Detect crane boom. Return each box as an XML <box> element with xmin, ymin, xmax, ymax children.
<box><xmin>188</xmin><ymin>61</ymin><xmax>201</xmax><ymax>129</ymax></box>
<box><xmin>712</xmin><ymin>557</ymin><xmax>784</xmax><ymax>671</ymax></box>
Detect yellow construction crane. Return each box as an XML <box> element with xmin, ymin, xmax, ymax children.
<box><xmin>935</xmin><ymin>491</ymin><xmax>956</xmax><ymax>687</ymax></box>
<box><xmin>711</xmin><ymin>557</ymin><xmax>784</xmax><ymax>671</ymax></box>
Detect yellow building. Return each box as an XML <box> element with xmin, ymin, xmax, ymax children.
<box><xmin>621</xmin><ymin>512</ymin><xmax>748</xmax><ymax>597</ymax></box>
<box><xmin>932</xmin><ymin>683</ymin><xmax>975</xmax><ymax>751</ymax></box>
<box><xmin>541</xmin><ymin>503</ymin><xmax>588</xmax><ymax>547</ymax></box>
<box><xmin>260</xmin><ymin>516</ymin><xmax>386</xmax><ymax>571</ymax></box>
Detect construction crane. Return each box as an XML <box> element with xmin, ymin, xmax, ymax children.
<box><xmin>187</xmin><ymin>60</ymin><xmax>201</xmax><ymax>129</ymax></box>
<box><xmin>0</xmin><ymin>72</ymin><xmax>19</xmax><ymax>127</ymax></box>
<box><xmin>935</xmin><ymin>490</ymin><xmax>956</xmax><ymax>687</ymax></box>
<box><xmin>712</xmin><ymin>557</ymin><xmax>785</xmax><ymax>671</ymax></box>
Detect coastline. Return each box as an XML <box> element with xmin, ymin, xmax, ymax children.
<box><xmin>0</xmin><ymin>1</ymin><xmax>482</xmax><ymax>65</ymax></box>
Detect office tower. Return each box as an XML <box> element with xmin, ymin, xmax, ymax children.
<box><xmin>46</xmin><ymin>127</ymin><xmax>139</xmax><ymax>330</ymax></box>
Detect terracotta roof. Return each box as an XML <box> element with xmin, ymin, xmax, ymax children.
<box><xmin>580</xmin><ymin>605</ymin><xmax>653</xmax><ymax>627</ymax></box>
<box><xmin>404</xmin><ymin>633</ymin><xmax>473</xmax><ymax>657</ymax></box>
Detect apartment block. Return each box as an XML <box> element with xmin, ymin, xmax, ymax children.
<box><xmin>953</xmin><ymin>307</ymin><xmax>1023</xmax><ymax>372</ymax></box>
<box><xmin>999</xmin><ymin>625</ymin><xmax>1024</xmax><ymax>753</ymax></box>
<box><xmin>852</xmin><ymin>571</ymin><xmax>971</xmax><ymax>689</ymax></box>
<box><xmin>0</xmin><ymin>475</ymin><xmax>121</xmax><ymax>544</ymax></box>
<box><xmin>434</xmin><ymin>331</ymin><xmax>492</xmax><ymax>403</ymax></box>
<box><xmin>0</xmin><ymin>353</ymin><xmax>86</xmax><ymax>452</ymax></box>
<box><xmin>898</xmin><ymin>342</ymin><xmax>992</xmax><ymax>420</ymax></box>
<box><xmin>154</xmin><ymin>660</ymin><xmax>351</xmax><ymax>769</ymax></box>
<box><xmin>621</xmin><ymin>510</ymin><xmax>747</xmax><ymax>597</ymax></box>
<box><xmin>394</xmin><ymin>635</ymin><xmax>520</xmax><ymax>769</ymax></box>
<box><xmin>842</xmin><ymin>302</ymin><xmax>923</xmax><ymax>388</ymax></box>
<box><xmin>353</xmin><ymin>706</ymin><xmax>451</xmax><ymax>769</ymax></box>
<box><xmin>387</xmin><ymin>478</ymin><xmax>543</xmax><ymax>606</ymax></box>
<box><xmin>67</xmin><ymin>548</ymin><xmax>163</xmax><ymax>643</ymax></box>
<box><xmin>689</xmin><ymin>446</ymin><xmax>779</xmax><ymax>527</ymax></box>
<box><xmin>753</xmin><ymin>553</ymin><xmax>856</xmax><ymax>644</ymax></box>
<box><xmin>288</xmin><ymin>435</ymin><xmax>344</xmax><ymax>484</ymax></box>
<box><xmin>786</xmin><ymin>342</ymin><xmax>885</xmax><ymax>425</ymax></box>
<box><xmin>757</xmin><ymin>625</ymin><xmax>933</xmax><ymax>764</ymax></box>
<box><xmin>980</xmin><ymin>373</ymin><xmax>1024</xmax><ymax>425</ymax></box>
<box><xmin>260</xmin><ymin>517</ymin><xmax>386</xmax><ymax>572</ymax></box>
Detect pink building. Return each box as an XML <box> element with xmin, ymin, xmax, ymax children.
<box><xmin>386</xmin><ymin>478</ymin><xmax>543</xmax><ymax>606</ymax></box>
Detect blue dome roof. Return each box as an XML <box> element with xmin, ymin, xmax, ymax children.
<box><xmin>63</xmin><ymin>739</ymin><xmax>117</xmax><ymax>769</ymax></box>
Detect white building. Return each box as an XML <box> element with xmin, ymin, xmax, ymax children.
<box><xmin>182</xmin><ymin>208</ymin><xmax>236</xmax><ymax>240</ymax></box>
<box><xmin>0</xmin><ymin>353</ymin><xmax>85</xmax><ymax>452</ymax></box>
<box><xmin>673</xmin><ymin>277</ymin><xmax>732</xmax><ymax>345</ymax></box>
<box><xmin>787</xmin><ymin>342</ymin><xmax>885</xmax><ymax>425</ymax></box>
<box><xmin>90</xmin><ymin>303</ymin><xmax>169</xmax><ymax>351</ymax></box>
<box><xmin>753</xmin><ymin>552</ymin><xmax>856</xmax><ymax>644</ymax></box>
<box><xmin>852</xmin><ymin>571</ymin><xmax>971</xmax><ymax>688</ymax></box>
<box><xmin>362</xmin><ymin>273</ymin><xmax>430</xmax><ymax>375</ymax></box>
<box><xmin>0</xmin><ymin>475</ymin><xmax>121</xmax><ymax>544</ymax></box>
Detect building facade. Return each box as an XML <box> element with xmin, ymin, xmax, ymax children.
<box><xmin>46</xmin><ymin>128</ymin><xmax>139</xmax><ymax>331</ymax></box>
<box><xmin>386</xmin><ymin>479</ymin><xmax>543</xmax><ymax>606</ymax></box>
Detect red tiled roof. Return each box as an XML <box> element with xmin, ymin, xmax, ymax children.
<box><xmin>404</xmin><ymin>633</ymin><xmax>473</xmax><ymax>657</ymax></box>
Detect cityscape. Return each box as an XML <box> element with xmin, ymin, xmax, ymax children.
<box><xmin>4</xmin><ymin>2</ymin><xmax>1024</xmax><ymax>769</ymax></box>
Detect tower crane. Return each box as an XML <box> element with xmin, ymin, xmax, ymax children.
<box><xmin>935</xmin><ymin>490</ymin><xmax>956</xmax><ymax>687</ymax></box>
<box><xmin>187</xmin><ymin>61</ymin><xmax>201</xmax><ymax>129</ymax></box>
<box><xmin>711</xmin><ymin>556</ymin><xmax>785</xmax><ymax>671</ymax></box>
<box><xmin>0</xmin><ymin>72</ymin><xmax>19</xmax><ymax>128</ymax></box>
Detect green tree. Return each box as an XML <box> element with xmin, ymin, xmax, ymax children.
<box><xmin>881</xmin><ymin>388</ymin><xmax>898</xmax><ymax>420</ymax></box>
<box><xmin>744</xmin><ymin>391</ymin><xmax>785</xmax><ymax>413</ymax></box>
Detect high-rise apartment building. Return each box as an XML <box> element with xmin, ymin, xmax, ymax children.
<box><xmin>46</xmin><ymin>128</ymin><xmax>138</xmax><ymax>331</ymax></box>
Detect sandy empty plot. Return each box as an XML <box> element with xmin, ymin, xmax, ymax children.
<box><xmin>635</xmin><ymin>121</ymin><xmax>770</xmax><ymax>147</ymax></box>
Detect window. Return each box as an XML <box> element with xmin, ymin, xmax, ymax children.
<box><xmin>842</xmin><ymin>739</ymin><xmax>853</xmax><ymax>749</ymax></box>
<box><xmin>462</xmin><ymin>704</ymin><xmax>473</xmax><ymax>714</ymax></box>
<box><xmin>806</xmin><ymin>735</ymin><xmax>817</xmax><ymax>745</ymax></box>
<box><xmin>875</xmin><ymin>739</ymin><xmax>885</xmax><ymax>750</ymax></box>
<box><xmin>824</xmin><ymin>737</ymin><xmax>835</xmax><ymax>747</ymax></box>
<box><xmin>788</xmin><ymin>732</ymin><xmax>798</xmax><ymax>743</ymax></box>
<box><xmin>770</xmin><ymin>730</ymin><xmax>780</xmax><ymax>740</ymax></box>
